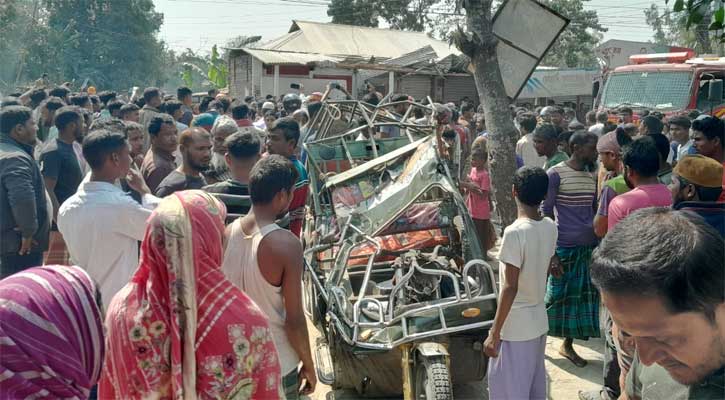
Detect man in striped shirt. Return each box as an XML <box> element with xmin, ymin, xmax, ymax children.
<box><xmin>542</xmin><ymin>131</ymin><xmax>601</xmax><ymax>368</ymax></box>
<box><xmin>266</xmin><ymin>117</ymin><xmax>309</xmax><ymax>237</ymax></box>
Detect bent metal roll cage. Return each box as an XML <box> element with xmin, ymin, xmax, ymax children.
<box><xmin>302</xmin><ymin>94</ymin><xmax>498</xmax><ymax>352</ymax></box>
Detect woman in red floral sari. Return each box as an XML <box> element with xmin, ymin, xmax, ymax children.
<box><xmin>99</xmin><ymin>190</ymin><xmax>281</xmax><ymax>399</ymax></box>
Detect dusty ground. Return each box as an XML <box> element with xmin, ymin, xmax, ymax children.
<box><xmin>306</xmin><ymin>324</ymin><xmax>604</xmax><ymax>400</ymax></box>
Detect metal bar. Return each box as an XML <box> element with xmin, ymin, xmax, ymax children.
<box><xmin>401</xmin><ymin>344</ymin><xmax>413</xmax><ymax>400</ymax></box>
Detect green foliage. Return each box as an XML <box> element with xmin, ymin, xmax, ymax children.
<box><xmin>327</xmin><ymin>0</ymin><xmax>439</xmax><ymax>31</ymax></box>
<box><xmin>1</xmin><ymin>0</ymin><xmax>167</xmax><ymax>93</ymax></box>
<box><xmin>666</xmin><ymin>0</ymin><xmax>724</xmax><ymax>43</ymax></box>
<box><xmin>537</xmin><ymin>0</ymin><xmax>607</xmax><ymax>67</ymax></box>
<box><xmin>646</xmin><ymin>3</ymin><xmax>714</xmax><ymax>53</ymax></box>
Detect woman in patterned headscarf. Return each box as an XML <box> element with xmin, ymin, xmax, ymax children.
<box><xmin>99</xmin><ymin>190</ymin><xmax>281</xmax><ymax>399</ymax></box>
<box><xmin>0</xmin><ymin>265</ymin><xmax>104</xmax><ymax>399</ymax></box>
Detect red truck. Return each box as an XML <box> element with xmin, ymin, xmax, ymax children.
<box><xmin>595</xmin><ymin>51</ymin><xmax>725</xmax><ymax>122</ymax></box>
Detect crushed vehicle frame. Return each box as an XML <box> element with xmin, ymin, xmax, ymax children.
<box><xmin>301</xmin><ymin>92</ymin><xmax>498</xmax><ymax>399</ymax></box>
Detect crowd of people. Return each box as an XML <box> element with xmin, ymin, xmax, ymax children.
<box><xmin>0</xmin><ymin>80</ymin><xmax>724</xmax><ymax>400</ymax></box>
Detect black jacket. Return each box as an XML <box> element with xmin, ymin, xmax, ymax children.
<box><xmin>0</xmin><ymin>136</ymin><xmax>50</xmax><ymax>254</ymax></box>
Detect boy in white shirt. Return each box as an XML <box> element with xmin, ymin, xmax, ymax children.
<box><xmin>484</xmin><ymin>166</ymin><xmax>559</xmax><ymax>400</ymax></box>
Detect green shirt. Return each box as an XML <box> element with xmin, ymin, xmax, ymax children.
<box><xmin>627</xmin><ymin>352</ymin><xmax>725</xmax><ymax>399</ymax></box>
<box><xmin>544</xmin><ymin>151</ymin><xmax>569</xmax><ymax>170</ymax></box>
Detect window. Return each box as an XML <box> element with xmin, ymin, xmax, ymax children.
<box><xmin>601</xmin><ymin>71</ymin><xmax>693</xmax><ymax>111</ymax></box>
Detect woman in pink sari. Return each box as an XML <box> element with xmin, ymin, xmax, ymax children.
<box><xmin>99</xmin><ymin>190</ymin><xmax>281</xmax><ymax>399</ymax></box>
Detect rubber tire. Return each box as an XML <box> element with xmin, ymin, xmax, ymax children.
<box><xmin>414</xmin><ymin>355</ymin><xmax>452</xmax><ymax>400</ymax></box>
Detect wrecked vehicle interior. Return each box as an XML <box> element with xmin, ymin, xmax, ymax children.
<box><xmin>301</xmin><ymin>94</ymin><xmax>497</xmax><ymax>398</ymax></box>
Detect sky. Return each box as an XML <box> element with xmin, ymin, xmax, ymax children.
<box><xmin>154</xmin><ymin>0</ymin><xmax>667</xmax><ymax>54</ymax></box>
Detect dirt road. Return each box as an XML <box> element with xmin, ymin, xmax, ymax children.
<box><xmin>306</xmin><ymin>323</ymin><xmax>604</xmax><ymax>400</ymax></box>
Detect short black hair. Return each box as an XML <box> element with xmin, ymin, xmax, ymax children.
<box><xmin>148</xmin><ymin>114</ymin><xmax>175</xmax><ymax>136</ymax></box>
<box><xmin>270</xmin><ymin>117</ymin><xmax>301</xmax><ymax>146</ymax></box>
<box><xmin>617</xmin><ymin>107</ymin><xmax>633</xmax><ymax>115</ymax></box>
<box><xmin>647</xmin><ymin>133</ymin><xmax>670</xmax><ymax>164</ymax></box>
<box><xmin>164</xmin><ymin>100</ymin><xmax>183</xmax><ymax>116</ymax></box>
<box><xmin>90</xmin><ymin>95</ymin><xmax>100</xmax><ymax>106</ymax></box>
<box><xmin>123</xmin><ymin>121</ymin><xmax>143</xmax><ymax>137</ymax></box>
<box><xmin>119</xmin><ymin>103</ymin><xmax>139</xmax><ymax>118</ymax></box>
<box><xmin>622</xmin><ymin>136</ymin><xmax>660</xmax><ymax>177</ymax></box>
<box><xmin>244</xmin><ymin>95</ymin><xmax>255</xmax><ymax>103</ymax></box>
<box><xmin>307</xmin><ymin>102</ymin><xmax>323</xmax><ymax>121</ymax></box>
<box><xmin>208</xmin><ymin>100</ymin><xmax>223</xmax><ymax>113</ymax></box>
<box><xmin>217</xmin><ymin>96</ymin><xmax>231</xmax><ymax>113</ymax></box>
<box><xmin>208</xmin><ymin>88</ymin><xmax>218</xmax><ymax>96</ymax></box>
<box><xmin>569</xmin><ymin>130</ymin><xmax>597</xmax><ymax>147</ymax></box>
<box><xmin>362</xmin><ymin>92</ymin><xmax>380</xmax><ymax>106</ymax></box>
<box><xmin>533</xmin><ymin>123</ymin><xmax>558</xmax><ymax>141</ymax></box>
<box><xmin>49</xmin><ymin>86</ymin><xmax>70</xmax><ymax>99</ymax></box>
<box><xmin>199</xmin><ymin>96</ymin><xmax>214</xmax><ymax>113</ymax></box>
<box><xmin>461</xmin><ymin>102</ymin><xmax>475</xmax><ymax>113</ymax></box>
<box><xmin>668</xmin><ymin>115</ymin><xmax>691</xmax><ymax>130</ymax></box>
<box><xmin>591</xmin><ymin>208</ymin><xmax>724</xmax><ymax>320</ymax></box>
<box><xmin>513</xmin><ymin>166</ymin><xmax>549</xmax><ymax>206</ymax></box>
<box><xmin>641</xmin><ymin>115</ymin><xmax>663</xmax><ymax>135</ymax></box>
<box><xmin>29</xmin><ymin>88</ymin><xmax>47</xmax><ymax>105</ymax></box>
<box><xmin>107</xmin><ymin>100</ymin><xmax>125</xmax><ymax>115</ymax></box>
<box><xmin>226</xmin><ymin>131</ymin><xmax>260</xmax><ymax>160</ymax></box>
<box><xmin>231</xmin><ymin>102</ymin><xmax>249</xmax><ymax>120</ymax></box>
<box><xmin>143</xmin><ymin>87</ymin><xmax>161</xmax><ymax>103</ymax></box>
<box><xmin>70</xmin><ymin>94</ymin><xmax>90</xmax><ymax>107</ymax></box>
<box><xmin>98</xmin><ymin>91</ymin><xmax>117</xmax><ymax>105</ymax></box>
<box><xmin>43</xmin><ymin>96</ymin><xmax>65</xmax><ymax>112</ymax></box>
<box><xmin>692</xmin><ymin>116</ymin><xmax>725</xmax><ymax>149</ymax></box>
<box><xmin>82</xmin><ymin>129</ymin><xmax>128</xmax><ymax>170</ymax></box>
<box><xmin>614</xmin><ymin>127</ymin><xmax>633</xmax><ymax>147</ymax></box>
<box><xmin>1</xmin><ymin>97</ymin><xmax>21</xmax><ymax>108</ymax></box>
<box><xmin>517</xmin><ymin>113</ymin><xmax>537</xmax><ymax>133</ymax></box>
<box><xmin>54</xmin><ymin>106</ymin><xmax>82</xmax><ymax>131</ymax></box>
<box><xmin>249</xmin><ymin>155</ymin><xmax>299</xmax><ymax>205</ymax></box>
<box><xmin>177</xmin><ymin>86</ymin><xmax>192</xmax><ymax>101</ymax></box>
<box><xmin>0</xmin><ymin>105</ymin><xmax>32</xmax><ymax>135</ymax></box>
<box><xmin>89</xmin><ymin>118</ymin><xmax>126</xmax><ymax>134</ymax></box>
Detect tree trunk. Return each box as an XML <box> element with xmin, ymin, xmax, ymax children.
<box><xmin>456</xmin><ymin>0</ymin><xmax>519</xmax><ymax>231</ymax></box>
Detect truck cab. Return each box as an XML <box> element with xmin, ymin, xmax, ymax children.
<box><xmin>596</xmin><ymin>51</ymin><xmax>725</xmax><ymax>120</ymax></box>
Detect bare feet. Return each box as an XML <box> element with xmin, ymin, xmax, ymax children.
<box><xmin>560</xmin><ymin>338</ymin><xmax>587</xmax><ymax>367</ymax></box>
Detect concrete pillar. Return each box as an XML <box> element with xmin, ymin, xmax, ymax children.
<box><xmin>352</xmin><ymin>69</ymin><xmax>359</xmax><ymax>99</ymax></box>
<box><xmin>388</xmin><ymin>71</ymin><xmax>395</xmax><ymax>95</ymax></box>
<box><xmin>273</xmin><ymin>65</ymin><xmax>280</xmax><ymax>97</ymax></box>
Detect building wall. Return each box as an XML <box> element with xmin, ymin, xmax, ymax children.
<box><xmin>228</xmin><ymin>53</ymin><xmax>254</xmax><ymax>99</ymax></box>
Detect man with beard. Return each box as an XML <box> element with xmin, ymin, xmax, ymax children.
<box><xmin>155</xmin><ymin>127</ymin><xmax>212</xmax><ymax>197</ymax></box>
<box><xmin>691</xmin><ymin>116</ymin><xmax>725</xmax><ymax>202</ymax></box>
<box><xmin>204</xmin><ymin>131</ymin><xmax>261</xmax><ymax>217</ymax></box>
<box><xmin>40</xmin><ymin>106</ymin><xmax>85</xmax><ymax>221</ymax></box>
<box><xmin>608</xmin><ymin>137</ymin><xmax>672</xmax><ymax>230</ymax></box>
<box><xmin>204</xmin><ymin>115</ymin><xmax>237</xmax><ymax>184</ymax></box>
<box><xmin>221</xmin><ymin>155</ymin><xmax>316</xmax><ymax>399</ymax></box>
<box><xmin>542</xmin><ymin>131</ymin><xmax>601</xmax><ymax>368</ymax></box>
<box><xmin>141</xmin><ymin>115</ymin><xmax>178</xmax><ymax>193</ymax></box>
<box><xmin>669</xmin><ymin>154</ymin><xmax>725</xmax><ymax>236</ymax></box>
<box><xmin>591</xmin><ymin>208</ymin><xmax>725</xmax><ymax>400</ymax></box>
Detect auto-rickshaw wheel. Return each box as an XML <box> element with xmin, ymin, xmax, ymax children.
<box><xmin>413</xmin><ymin>355</ymin><xmax>452</xmax><ymax>400</ymax></box>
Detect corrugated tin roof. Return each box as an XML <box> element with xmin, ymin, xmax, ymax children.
<box><xmin>239</xmin><ymin>48</ymin><xmax>344</xmax><ymax>65</ymax></box>
<box><xmin>259</xmin><ymin>20</ymin><xmax>459</xmax><ymax>60</ymax></box>
<box><xmin>357</xmin><ymin>45</ymin><xmax>441</xmax><ymax>82</ymax></box>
